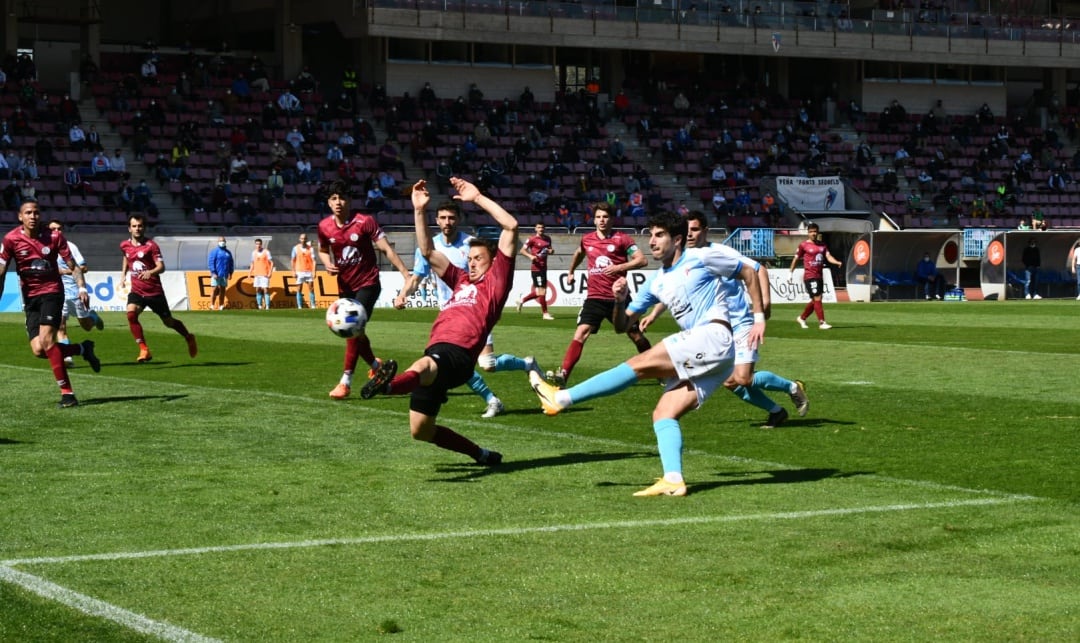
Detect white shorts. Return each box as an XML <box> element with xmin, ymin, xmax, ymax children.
<box><xmin>62</xmin><ymin>297</ymin><xmax>92</xmax><ymax>320</ymax></box>
<box><xmin>294</xmin><ymin>271</ymin><xmax>314</xmax><ymax>284</ymax></box>
<box><xmin>253</xmin><ymin>276</ymin><xmax>271</xmax><ymax>289</ymax></box>
<box><xmin>732</xmin><ymin>324</ymin><xmax>759</xmax><ymax>365</ymax></box>
<box><xmin>661</xmin><ymin>322</ymin><xmax>735</xmax><ymax>409</ymax></box>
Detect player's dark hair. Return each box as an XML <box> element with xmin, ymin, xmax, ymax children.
<box><xmin>436</xmin><ymin>201</ymin><xmax>462</xmax><ymax>218</ymax></box>
<box><xmin>593</xmin><ymin>201</ymin><xmax>615</xmax><ymax>217</ymax></box>
<box><xmin>129</xmin><ymin>213</ymin><xmax>147</xmax><ymax>226</ymax></box>
<box><xmin>807</xmin><ymin>222</ymin><xmax>820</xmax><ymax>232</ymax></box>
<box><xmin>686</xmin><ymin>210</ymin><xmax>709</xmax><ymax>228</ymax></box>
<box><xmin>647</xmin><ymin>211</ymin><xmax>688</xmax><ymax>248</ymax></box>
<box><xmin>326</xmin><ymin>180</ymin><xmax>351</xmax><ymax>200</ymax></box>
<box><xmin>469</xmin><ymin>237</ymin><xmax>498</xmax><ymax>256</ymax></box>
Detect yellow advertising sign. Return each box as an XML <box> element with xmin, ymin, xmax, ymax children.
<box><xmin>185</xmin><ymin>272</ymin><xmax>346</xmax><ymax>310</ymax></box>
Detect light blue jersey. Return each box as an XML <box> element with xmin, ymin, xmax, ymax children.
<box><xmin>411</xmin><ymin>231</ymin><xmax>474</xmax><ymax>307</ymax></box>
<box><xmin>710</xmin><ymin>241</ymin><xmax>759</xmax><ymax>332</ymax></box>
<box><xmin>629</xmin><ymin>246</ymin><xmax>748</xmax><ymax>330</ymax></box>
<box><xmin>60</xmin><ymin>240</ymin><xmax>87</xmax><ymax>299</ymax></box>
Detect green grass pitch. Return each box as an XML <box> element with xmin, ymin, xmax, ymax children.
<box><xmin>2</xmin><ymin>301</ymin><xmax>1079</xmax><ymax>641</ymax></box>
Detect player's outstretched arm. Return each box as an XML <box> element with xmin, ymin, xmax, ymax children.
<box><xmin>412</xmin><ymin>179</ymin><xmax>449</xmax><ymax>276</ymax></box>
<box><xmin>450</xmin><ymin>176</ymin><xmax>518</xmax><ymax>258</ymax></box>
<box><xmin>739</xmin><ymin>262</ymin><xmax>766</xmax><ymax>349</ymax></box>
<box><xmin>611</xmin><ymin>277</ymin><xmax>640</xmax><ymax>333</ymax></box>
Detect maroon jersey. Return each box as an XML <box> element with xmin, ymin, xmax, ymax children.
<box><xmin>427</xmin><ymin>250</ymin><xmax>514</xmax><ymax>362</ymax></box>
<box><xmin>795</xmin><ymin>239</ymin><xmax>829</xmax><ymax>280</ymax></box>
<box><xmin>524</xmin><ymin>234</ymin><xmax>553</xmax><ymax>271</ymax></box>
<box><xmin>581</xmin><ymin>230</ymin><xmax>639</xmax><ymax>301</ymax></box>
<box><xmin>0</xmin><ymin>226</ymin><xmax>71</xmax><ymax>298</ymax></box>
<box><xmin>121</xmin><ymin>237</ymin><xmax>166</xmax><ymax>298</ymax></box>
<box><xmin>317</xmin><ymin>212</ymin><xmax>384</xmax><ymax>291</ymax></box>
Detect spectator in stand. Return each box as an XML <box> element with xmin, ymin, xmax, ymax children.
<box><xmin>231</xmin><ymin>73</ymin><xmax>251</xmax><ymax>102</ymax></box>
<box><xmin>378</xmin><ymin>138</ymin><xmax>407</xmax><ymax>178</ymax></box>
<box><xmin>894</xmin><ymin>145</ymin><xmax>911</xmax><ymax>169</ymax></box>
<box><xmin>269</xmin><ymin>140</ymin><xmax>289</xmax><ymax>167</ymax></box>
<box><xmin>133</xmin><ymin>180</ymin><xmax>156</xmax><ymax>214</ymax></box>
<box><xmin>68</xmin><ymin>123</ymin><xmax>87</xmax><ymax>152</ymax></box>
<box><xmin>1048</xmin><ymin>170</ymin><xmax>1068</xmax><ymax>193</ymax></box>
<box><xmin>19</xmin><ymin>179</ymin><xmax>34</xmax><ymax>202</ymax></box>
<box><xmin>278</xmin><ymin>85</ymin><xmax>302</xmax><ymax>117</ymax></box>
<box><xmin>261</xmin><ymin>100</ymin><xmax>279</xmax><ymax>128</ymax></box>
<box><xmin>326</xmin><ymin>142</ymin><xmax>344</xmax><ymax>166</ymax></box>
<box><xmin>285</xmin><ymin>126</ymin><xmax>305</xmax><ymax>156</ymax></box>
<box><xmin>295</xmin><ymin>66</ymin><xmax>317</xmax><ymax>94</ymax></box>
<box><xmin>180</xmin><ymin>183</ymin><xmax>206</xmax><ymax>215</ymax></box>
<box><xmin>230</xmin><ymin>154</ymin><xmax>251</xmax><ymax>183</ymax></box>
<box><xmin>90</xmin><ymin>150</ymin><xmax>113</xmax><ymax>179</ymax></box>
<box><xmin>711</xmin><ymin>189</ymin><xmax>729</xmax><ymax>216</ymax></box>
<box><xmin>365</xmin><ymin>182</ymin><xmax>386</xmax><ymax>213</ymax></box>
<box><xmin>2</xmin><ymin>180</ymin><xmax>19</xmax><ymax>208</ymax></box>
<box><xmin>85</xmin><ymin>125</ymin><xmax>102</xmax><ymax>152</ymax></box>
<box><xmin>140</xmin><ymin>57</ymin><xmax>158</xmax><ymax>84</ymax></box>
<box><xmin>63</xmin><ymin>166</ymin><xmax>84</xmax><ymax>196</ymax></box>
<box><xmin>295</xmin><ymin>157</ymin><xmax>319</xmax><ymax>185</ymax></box>
<box><xmin>338</xmin><ymin>131</ymin><xmax>357</xmax><ymax>157</ymax></box>
<box><xmin>266</xmin><ymin>167</ymin><xmax>285</xmax><ymax>198</ymax></box>
<box><xmin>237</xmin><ymin>196</ymin><xmax>264</xmax><ymax>226</ymax></box>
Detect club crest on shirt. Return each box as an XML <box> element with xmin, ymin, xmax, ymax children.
<box><xmin>350</xmin><ymin>233</ymin><xmax>359</xmax><ymax>242</ymax></box>
<box><xmin>447</xmin><ymin>283</ymin><xmax>478</xmax><ymax>308</ymax></box>
<box><xmin>340</xmin><ymin>245</ymin><xmax>360</xmax><ymax>264</ymax></box>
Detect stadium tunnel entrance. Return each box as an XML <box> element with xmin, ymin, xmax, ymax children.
<box><xmin>846</xmin><ymin>230</ymin><xmax>962</xmax><ymax>302</ymax></box>
<box><xmin>980</xmin><ymin>231</ymin><xmax>1080</xmax><ymax>300</ymax></box>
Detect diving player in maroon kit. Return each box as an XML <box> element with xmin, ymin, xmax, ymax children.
<box><xmin>790</xmin><ymin>222</ymin><xmax>843</xmax><ymax>330</ymax></box>
<box><xmin>360</xmin><ymin>177</ymin><xmax>516</xmax><ymax>466</ymax></box>
<box><xmin>0</xmin><ymin>199</ymin><xmax>101</xmax><ymax>407</ymax></box>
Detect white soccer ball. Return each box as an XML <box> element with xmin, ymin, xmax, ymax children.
<box><xmin>325</xmin><ymin>298</ymin><xmax>368</xmax><ymax>338</ymax></box>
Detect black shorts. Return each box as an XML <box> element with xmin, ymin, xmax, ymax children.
<box><xmin>340</xmin><ymin>283</ymin><xmax>381</xmax><ymax>318</ymax></box>
<box><xmin>409</xmin><ymin>342</ymin><xmax>476</xmax><ymax>417</ymax></box>
<box><xmin>24</xmin><ymin>292</ymin><xmax>65</xmax><ymax>339</ymax></box>
<box><xmin>128</xmin><ymin>292</ymin><xmax>173</xmax><ymax>318</ymax></box>
<box><xmin>530</xmin><ymin>270</ymin><xmax>548</xmax><ymax>289</ymax></box>
<box><xmin>803</xmin><ymin>277</ymin><xmax>824</xmax><ymax>298</ymax></box>
<box><xmin>576</xmin><ymin>297</ymin><xmax>641</xmax><ymax>335</ymax></box>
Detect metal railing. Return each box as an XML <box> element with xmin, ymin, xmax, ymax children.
<box><xmin>366</xmin><ymin>0</ymin><xmax>1080</xmax><ymax>45</ymax></box>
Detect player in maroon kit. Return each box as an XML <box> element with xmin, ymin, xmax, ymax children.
<box><xmin>789</xmin><ymin>222</ymin><xmax>843</xmax><ymax>330</ymax></box>
<box><xmin>0</xmin><ymin>199</ymin><xmax>101</xmax><ymax>408</ymax></box>
<box><xmin>360</xmin><ymin>177</ymin><xmax>516</xmax><ymax>466</ymax></box>
<box><xmin>317</xmin><ymin>180</ymin><xmax>411</xmax><ymax>399</ymax></box>
<box><xmin>550</xmin><ymin>202</ymin><xmax>650</xmax><ymax>386</ymax></box>
<box><xmin>515</xmin><ymin>222</ymin><xmax>555</xmax><ymax>320</ymax></box>
<box><xmin>121</xmin><ymin>214</ymin><xmax>198</xmax><ymax>362</ymax></box>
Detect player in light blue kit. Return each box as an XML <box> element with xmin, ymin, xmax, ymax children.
<box><xmin>395</xmin><ymin>199</ymin><xmax>539</xmax><ymax>418</ymax></box>
<box><xmin>530</xmin><ymin>211</ymin><xmax>766</xmax><ymax>497</ymax></box>
<box><xmin>640</xmin><ymin>211</ymin><xmax>808</xmax><ymax>428</ymax></box>
<box><xmin>49</xmin><ymin>219</ymin><xmax>104</xmax><ymax>365</ymax></box>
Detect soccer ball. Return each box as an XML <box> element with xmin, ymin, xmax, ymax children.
<box><xmin>325</xmin><ymin>298</ymin><xmax>368</xmax><ymax>338</ymax></box>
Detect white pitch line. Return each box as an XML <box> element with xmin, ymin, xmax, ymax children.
<box><xmin>0</xmin><ymin>364</ymin><xmax>1038</xmax><ymax>501</ymax></box>
<box><xmin>0</xmin><ymin>565</ymin><xmax>221</xmax><ymax>643</ymax></box>
<box><xmin>2</xmin><ymin>497</ymin><xmax>1027</xmax><ymax>568</ymax></box>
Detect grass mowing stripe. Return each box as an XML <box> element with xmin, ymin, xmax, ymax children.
<box><xmin>2</xmin><ymin>497</ymin><xmax>1029</xmax><ymax>568</ymax></box>
<box><xmin>3</xmin><ymin>363</ymin><xmax>1036</xmax><ymax>501</ymax></box>
<box><xmin>0</xmin><ymin>565</ymin><xmax>221</xmax><ymax>643</ymax></box>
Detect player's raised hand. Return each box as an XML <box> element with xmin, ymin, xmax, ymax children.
<box><xmin>410</xmin><ymin>179</ymin><xmax>429</xmax><ymax>211</ymax></box>
<box><xmin>449</xmin><ymin>177</ymin><xmax>481</xmax><ymax>202</ymax></box>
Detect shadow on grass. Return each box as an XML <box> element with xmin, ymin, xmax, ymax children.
<box><xmin>596</xmin><ymin>468</ymin><xmax>871</xmax><ymax>495</ymax></box>
<box><xmin>77</xmin><ymin>394</ymin><xmax>189</xmax><ymax>406</ymax></box>
<box><xmin>754</xmin><ymin>417</ymin><xmax>858</xmax><ymax>429</ymax></box>
<box><xmin>432</xmin><ymin>450</ymin><xmax>651</xmax><ymax>482</ymax></box>
<box><xmin>0</xmin><ymin>437</ymin><xmax>27</xmax><ymax>445</ymax></box>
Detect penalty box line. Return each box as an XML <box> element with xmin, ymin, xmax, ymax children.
<box><xmin>2</xmin><ymin>496</ymin><xmax>1034</xmax><ymax>569</ymax></box>
<box><xmin>0</xmin><ymin>565</ymin><xmax>221</xmax><ymax>643</ymax></box>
